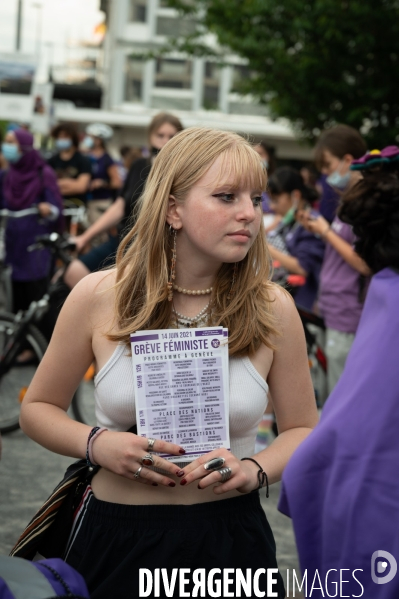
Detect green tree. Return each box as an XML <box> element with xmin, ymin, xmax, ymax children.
<box><xmin>164</xmin><ymin>0</ymin><xmax>399</xmax><ymax>147</ymax></box>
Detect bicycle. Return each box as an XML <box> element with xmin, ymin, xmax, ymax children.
<box><xmin>0</xmin><ymin>232</ymin><xmax>96</xmax><ymax>433</ymax></box>
<box><xmin>274</xmin><ymin>268</ymin><xmax>328</xmax><ymax>407</ymax></box>
<box><xmin>296</xmin><ymin>304</ymin><xmax>327</xmax><ymax>407</ymax></box>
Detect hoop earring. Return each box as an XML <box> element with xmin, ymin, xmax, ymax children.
<box><xmin>227</xmin><ymin>263</ymin><xmax>238</xmax><ymax>300</ymax></box>
<box><xmin>167</xmin><ymin>226</ymin><xmax>177</xmax><ymax>302</ymax></box>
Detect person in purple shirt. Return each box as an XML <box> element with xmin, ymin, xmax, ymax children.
<box><xmin>300</xmin><ymin>125</ymin><xmax>370</xmax><ymax>397</ymax></box>
<box><xmin>267</xmin><ymin>167</ymin><xmax>325</xmax><ymax>311</ymax></box>
<box><xmin>279</xmin><ymin>146</ymin><xmax>399</xmax><ymax>598</ymax></box>
<box><xmin>0</xmin><ymin>128</ymin><xmax>63</xmax><ymax>314</ymax></box>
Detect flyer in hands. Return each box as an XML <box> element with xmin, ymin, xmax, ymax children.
<box><xmin>130</xmin><ymin>327</ymin><xmax>230</xmax><ymax>464</ymax></box>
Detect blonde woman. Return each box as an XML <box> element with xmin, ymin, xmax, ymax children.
<box><xmin>20</xmin><ymin>128</ymin><xmax>318</xmax><ymax>598</ymax></box>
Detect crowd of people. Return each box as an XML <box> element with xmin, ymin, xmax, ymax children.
<box><xmin>1</xmin><ymin>114</ymin><xmax>398</xmax><ymax>597</ymax></box>
<box><xmin>0</xmin><ymin>117</ymin><xmax>371</xmax><ymax>394</ymax></box>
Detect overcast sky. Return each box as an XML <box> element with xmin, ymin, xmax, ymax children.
<box><xmin>0</xmin><ymin>0</ymin><xmax>104</xmax><ymax>80</ymax></box>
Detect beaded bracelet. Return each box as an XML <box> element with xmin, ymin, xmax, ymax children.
<box><xmin>241</xmin><ymin>457</ymin><xmax>269</xmax><ymax>498</ymax></box>
<box><xmin>88</xmin><ymin>427</ymin><xmax>108</xmax><ymax>466</ymax></box>
<box><xmin>86</xmin><ymin>426</ymin><xmax>107</xmax><ymax>469</ymax></box>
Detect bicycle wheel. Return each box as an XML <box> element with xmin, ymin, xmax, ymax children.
<box><xmin>0</xmin><ymin>311</ymin><xmax>48</xmax><ymax>434</ymax></box>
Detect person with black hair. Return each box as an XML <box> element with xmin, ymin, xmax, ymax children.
<box><xmin>279</xmin><ymin>146</ymin><xmax>399</xmax><ymax>598</ymax></box>
<box><xmin>300</xmin><ymin>125</ymin><xmax>370</xmax><ymax>397</ymax></box>
<box><xmin>267</xmin><ymin>166</ymin><xmax>325</xmax><ymax>311</ymax></box>
<box><xmin>48</xmin><ymin>123</ymin><xmax>92</xmax><ymax>204</ymax></box>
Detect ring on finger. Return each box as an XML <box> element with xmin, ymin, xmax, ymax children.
<box><xmin>218</xmin><ymin>467</ymin><xmax>232</xmax><ymax>482</ymax></box>
<box><xmin>134</xmin><ymin>466</ymin><xmax>143</xmax><ymax>479</ymax></box>
<box><xmin>204</xmin><ymin>457</ymin><xmax>225</xmax><ymax>471</ymax></box>
<box><xmin>147</xmin><ymin>438</ymin><xmax>156</xmax><ymax>451</ymax></box>
<box><xmin>141</xmin><ymin>454</ymin><xmax>155</xmax><ymax>467</ymax></box>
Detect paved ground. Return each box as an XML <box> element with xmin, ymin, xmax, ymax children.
<box><xmin>0</xmin><ymin>405</ymin><xmax>303</xmax><ymax>598</ymax></box>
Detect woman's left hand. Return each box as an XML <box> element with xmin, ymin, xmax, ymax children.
<box><xmin>178</xmin><ymin>448</ymin><xmax>259</xmax><ymax>495</ymax></box>
<box><xmin>299</xmin><ymin>212</ymin><xmax>329</xmax><ymax>236</ymax></box>
<box><xmin>38</xmin><ymin>202</ymin><xmax>53</xmax><ymax>218</ymax></box>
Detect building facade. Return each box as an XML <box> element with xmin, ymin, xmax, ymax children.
<box><xmin>56</xmin><ymin>0</ymin><xmax>312</xmax><ymax>160</ymax></box>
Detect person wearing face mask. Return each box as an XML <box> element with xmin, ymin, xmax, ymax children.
<box><xmin>0</xmin><ymin>129</ymin><xmax>63</xmax><ymax>332</ymax></box>
<box><xmin>48</xmin><ymin>123</ymin><xmax>92</xmax><ymax>204</ymax></box>
<box><xmin>63</xmin><ymin>112</ymin><xmax>184</xmax><ymax>290</ymax></box>
<box><xmin>266</xmin><ymin>167</ymin><xmax>325</xmax><ymax>311</ymax></box>
<box><xmin>80</xmin><ymin>123</ymin><xmax>122</xmax><ymax>233</ymax></box>
<box><xmin>299</xmin><ymin>125</ymin><xmax>370</xmax><ymax>398</ymax></box>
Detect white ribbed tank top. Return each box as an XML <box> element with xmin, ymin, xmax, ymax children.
<box><xmin>94</xmin><ymin>344</ymin><xmax>269</xmax><ymax>459</ymax></box>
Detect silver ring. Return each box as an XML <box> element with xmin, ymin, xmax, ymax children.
<box><xmin>218</xmin><ymin>467</ymin><xmax>232</xmax><ymax>482</ymax></box>
<box><xmin>204</xmin><ymin>457</ymin><xmax>225</xmax><ymax>471</ymax></box>
<box><xmin>140</xmin><ymin>454</ymin><xmax>155</xmax><ymax>467</ymax></box>
<box><xmin>147</xmin><ymin>438</ymin><xmax>156</xmax><ymax>451</ymax></box>
<box><xmin>134</xmin><ymin>466</ymin><xmax>143</xmax><ymax>479</ymax></box>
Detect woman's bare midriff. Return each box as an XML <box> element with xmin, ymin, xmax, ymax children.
<box><xmin>91</xmin><ymin>468</ymin><xmax>242</xmax><ymax>505</ymax></box>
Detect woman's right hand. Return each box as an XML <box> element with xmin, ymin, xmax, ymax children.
<box><xmin>91</xmin><ymin>431</ymin><xmax>186</xmax><ymax>487</ymax></box>
<box><xmin>69</xmin><ymin>234</ymin><xmax>89</xmax><ymax>253</ymax></box>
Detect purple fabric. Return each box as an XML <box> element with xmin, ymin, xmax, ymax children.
<box><xmin>285</xmin><ymin>225</ymin><xmax>325</xmax><ymax>310</ymax></box>
<box><xmin>318</xmin><ymin>216</ymin><xmax>364</xmax><ymax>333</ymax></box>
<box><xmin>0</xmin><ymin>169</ymin><xmax>63</xmax><ymax>280</ymax></box>
<box><xmin>35</xmin><ymin>558</ymin><xmax>90</xmax><ymax>597</ymax></box>
<box><xmin>352</xmin><ymin>145</ymin><xmax>399</xmax><ymax>165</ymax></box>
<box><xmin>278</xmin><ymin>268</ymin><xmax>399</xmax><ymax>598</ymax></box>
<box><xmin>4</xmin><ymin>130</ymin><xmax>61</xmax><ymax>211</ymax></box>
<box><xmin>261</xmin><ymin>191</ymin><xmax>272</xmax><ymax>213</ymax></box>
<box><xmin>317</xmin><ymin>174</ymin><xmax>339</xmax><ymax>223</ymax></box>
<box><xmin>0</xmin><ymin>557</ymin><xmax>89</xmax><ymax>597</ymax></box>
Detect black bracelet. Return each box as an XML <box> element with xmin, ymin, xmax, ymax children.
<box><xmin>86</xmin><ymin>426</ymin><xmax>101</xmax><ymax>469</ymax></box>
<box><xmin>241</xmin><ymin>457</ymin><xmax>269</xmax><ymax>498</ymax></box>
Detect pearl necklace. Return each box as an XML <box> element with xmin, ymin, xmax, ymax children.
<box><xmin>172</xmin><ymin>284</ymin><xmax>213</xmax><ymax>296</ymax></box>
<box><xmin>173</xmin><ymin>302</ymin><xmax>210</xmax><ymax>328</ymax></box>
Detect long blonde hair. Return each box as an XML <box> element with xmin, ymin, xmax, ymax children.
<box><xmin>109</xmin><ymin>127</ymin><xmax>281</xmax><ymax>355</ymax></box>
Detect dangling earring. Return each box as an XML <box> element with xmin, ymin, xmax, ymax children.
<box><xmin>227</xmin><ymin>263</ymin><xmax>238</xmax><ymax>300</ymax></box>
<box><xmin>167</xmin><ymin>226</ymin><xmax>177</xmax><ymax>302</ymax></box>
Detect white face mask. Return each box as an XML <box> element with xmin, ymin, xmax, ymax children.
<box><xmin>82</xmin><ymin>136</ymin><xmax>94</xmax><ymax>149</ymax></box>
<box><xmin>262</xmin><ymin>159</ymin><xmax>269</xmax><ymax>169</ymax></box>
<box><xmin>326</xmin><ymin>161</ymin><xmax>351</xmax><ymax>190</ymax></box>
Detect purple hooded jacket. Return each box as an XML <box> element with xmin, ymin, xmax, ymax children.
<box><xmin>0</xmin><ymin>129</ymin><xmax>63</xmax><ymax>281</ymax></box>
<box><xmin>279</xmin><ymin>268</ymin><xmax>399</xmax><ymax>598</ymax></box>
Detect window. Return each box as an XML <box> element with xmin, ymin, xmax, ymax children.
<box><xmin>151</xmin><ymin>96</ymin><xmax>192</xmax><ymax>111</ymax></box>
<box><xmin>125</xmin><ymin>56</ymin><xmax>144</xmax><ymax>102</ymax></box>
<box><xmin>129</xmin><ymin>0</ymin><xmax>147</xmax><ymax>23</ymax></box>
<box><xmin>231</xmin><ymin>64</ymin><xmax>252</xmax><ymax>94</ymax></box>
<box><xmin>229</xmin><ymin>63</ymin><xmax>268</xmax><ymax>116</ymax></box>
<box><xmin>155</xmin><ymin>58</ymin><xmax>192</xmax><ymax>89</ymax></box>
<box><xmin>156</xmin><ymin>16</ymin><xmax>196</xmax><ymax>36</ymax></box>
<box><xmin>203</xmin><ymin>61</ymin><xmax>221</xmax><ymax>110</ymax></box>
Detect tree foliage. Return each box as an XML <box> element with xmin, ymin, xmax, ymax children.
<box><xmin>164</xmin><ymin>0</ymin><xmax>399</xmax><ymax>147</ymax></box>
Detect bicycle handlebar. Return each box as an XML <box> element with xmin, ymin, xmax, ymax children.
<box><xmin>296</xmin><ymin>304</ymin><xmax>326</xmax><ymax>329</ymax></box>
<box><xmin>28</xmin><ymin>233</ymin><xmax>76</xmax><ymax>252</ymax></box>
<box><xmin>0</xmin><ymin>207</ymin><xmax>39</xmax><ymax>218</ymax></box>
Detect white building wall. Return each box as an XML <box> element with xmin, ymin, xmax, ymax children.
<box><xmin>58</xmin><ymin>0</ymin><xmax>313</xmax><ymax>161</ymax></box>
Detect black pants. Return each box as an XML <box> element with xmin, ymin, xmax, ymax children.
<box><xmin>66</xmin><ymin>492</ymin><xmax>285</xmax><ymax>599</ymax></box>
